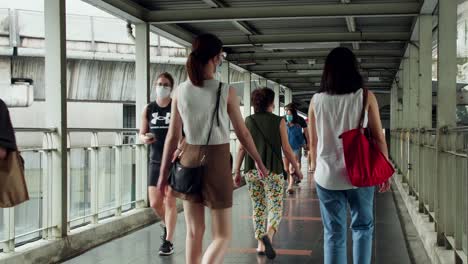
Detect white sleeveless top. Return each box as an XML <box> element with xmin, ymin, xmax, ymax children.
<box><xmin>177</xmin><ymin>79</ymin><xmax>230</xmax><ymax>145</ymax></box>
<box><xmin>312</xmin><ymin>89</ymin><xmax>368</xmax><ymax>190</ymax></box>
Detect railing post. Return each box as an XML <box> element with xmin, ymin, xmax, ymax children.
<box><xmin>436</xmin><ymin>0</ymin><xmax>457</xmax><ymax>247</ymax></box>
<box><xmin>135</xmin><ymin>22</ymin><xmax>150</xmax><ymax>208</ymax></box>
<box><xmin>2</xmin><ymin>207</ymin><xmax>15</xmax><ymax>252</ymax></box>
<box><xmin>44</xmin><ymin>0</ymin><xmax>68</xmax><ymax>238</ymax></box>
<box><xmin>114</xmin><ymin>132</ymin><xmax>123</xmax><ymax>216</ymax></box>
<box><xmin>89</xmin><ymin>132</ymin><xmax>99</xmax><ymax>224</ymax></box>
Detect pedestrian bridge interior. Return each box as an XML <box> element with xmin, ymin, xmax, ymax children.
<box><xmin>0</xmin><ymin>0</ymin><xmax>467</xmax><ymax>263</ymax></box>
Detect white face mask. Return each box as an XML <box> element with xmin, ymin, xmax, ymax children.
<box><xmin>156</xmin><ymin>85</ymin><xmax>171</xmax><ymax>99</ymax></box>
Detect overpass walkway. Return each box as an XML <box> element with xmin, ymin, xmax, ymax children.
<box><xmin>62</xmin><ymin>160</ymin><xmax>413</xmax><ymax>264</ymax></box>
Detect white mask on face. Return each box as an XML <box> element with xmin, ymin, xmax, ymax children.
<box><xmin>156</xmin><ymin>85</ymin><xmax>171</xmax><ymax>99</ymax></box>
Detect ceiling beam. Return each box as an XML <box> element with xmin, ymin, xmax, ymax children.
<box><xmin>150</xmin><ymin>24</ymin><xmax>194</xmax><ymax>46</ymax></box>
<box><xmin>227</xmin><ymin>49</ymin><xmax>403</xmax><ymax>60</ymax></box>
<box><xmin>264</xmin><ymin>71</ymin><xmax>395</xmax><ymax>78</ymax></box>
<box><xmin>220</xmin><ymin>32</ymin><xmax>410</xmax><ymax>46</ymax></box>
<box><xmin>146</xmin><ymin>3</ymin><xmax>421</xmax><ymax>24</ymax></box>
<box><xmin>248</xmin><ymin>62</ymin><xmax>399</xmax><ymax>72</ymax></box>
<box><xmin>200</xmin><ymin>0</ymin><xmax>257</xmax><ymax>35</ymax></box>
<box><xmin>83</xmin><ymin>0</ymin><xmax>146</xmax><ymax>23</ymax></box>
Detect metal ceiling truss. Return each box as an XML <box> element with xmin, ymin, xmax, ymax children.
<box><xmin>85</xmin><ymin>0</ymin><xmax>420</xmax><ymax>109</ymax></box>
<box><xmin>145</xmin><ymin>3</ymin><xmax>421</xmax><ymax>24</ymax></box>
<box><xmin>227</xmin><ymin>49</ymin><xmax>403</xmax><ymax>61</ymax></box>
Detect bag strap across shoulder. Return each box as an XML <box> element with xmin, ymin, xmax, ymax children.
<box><xmin>358</xmin><ymin>88</ymin><xmax>369</xmax><ymax>129</ymax></box>
<box><xmin>205</xmin><ymin>82</ymin><xmax>222</xmax><ymax>146</ymax></box>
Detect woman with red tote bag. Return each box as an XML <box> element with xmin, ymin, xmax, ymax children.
<box><xmin>308</xmin><ymin>47</ymin><xmax>392</xmax><ymax>264</ymax></box>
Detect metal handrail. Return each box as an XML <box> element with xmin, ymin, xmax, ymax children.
<box><xmin>67</xmin><ymin>128</ymin><xmax>139</xmax><ymax>133</ymax></box>
<box><xmin>14</xmin><ymin>127</ymin><xmax>57</xmax><ymax>133</ymax></box>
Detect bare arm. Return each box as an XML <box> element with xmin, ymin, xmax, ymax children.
<box><xmin>303</xmin><ymin>126</ymin><xmax>310</xmax><ymax>149</ymax></box>
<box><xmin>227</xmin><ymin>87</ymin><xmax>268</xmax><ymax>176</ymax></box>
<box><xmin>138</xmin><ymin>105</ymin><xmax>155</xmax><ymax>144</ymax></box>
<box><xmin>234</xmin><ymin>144</ymin><xmax>246</xmax><ymax>173</ymax></box>
<box><xmin>308</xmin><ymin>100</ymin><xmax>318</xmax><ymax>168</ymax></box>
<box><xmin>280</xmin><ymin>119</ymin><xmax>302</xmax><ymax>175</ymax></box>
<box><xmin>367</xmin><ymin>91</ymin><xmax>389</xmax><ymax>158</ymax></box>
<box><xmin>157</xmin><ymin>96</ymin><xmax>183</xmax><ymax>187</ymax></box>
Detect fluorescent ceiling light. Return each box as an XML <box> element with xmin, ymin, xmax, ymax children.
<box><xmin>296</xmin><ymin>70</ymin><xmax>322</xmax><ymax>75</ymax></box>
<box><xmin>263</xmin><ymin>42</ymin><xmax>340</xmax><ymax>50</ymax></box>
<box><xmin>368</xmin><ymin>77</ymin><xmax>380</xmax><ymax>82</ymax></box>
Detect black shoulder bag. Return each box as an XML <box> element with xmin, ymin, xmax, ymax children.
<box><xmin>250</xmin><ymin>117</ymin><xmax>288</xmax><ymax>180</ymax></box>
<box><xmin>168</xmin><ymin>82</ymin><xmax>222</xmax><ymax>194</ymax></box>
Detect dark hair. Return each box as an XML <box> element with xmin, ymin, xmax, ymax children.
<box><xmin>319</xmin><ymin>47</ymin><xmax>363</xmax><ymax>94</ymax></box>
<box><xmin>251</xmin><ymin>88</ymin><xmax>275</xmax><ymax>113</ymax></box>
<box><xmin>186</xmin><ymin>34</ymin><xmax>223</xmax><ymax>87</ymax></box>
<box><xmin>157</xmin><ymin>72</ymin><xmax>174</xmax><ymax>89</ymax></box>
<box><xmin>284</xmin><ymin>103</ymin><xmax>300</xmax><ymax>123</ymax></box>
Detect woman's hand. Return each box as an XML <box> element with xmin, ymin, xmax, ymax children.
<box><xmin>255</xmin><ymin>162</ymin><xmax>269</xmax><ymax>179</ymax></box>
<box><xmin>171</xmin><ymin>148</ymin><xmax>182</xmax><ymax>162</ymax></box>
<box><xmin>155</xmin><ymin>178</ymin><xmax>168</xmax><ymax>202</ymax></box>
<box><xmin>233</xmin><ymin>171</ymin><xmax>242</xmax><ymax>187</ymax></box>
<box><xmin>0</xmin><ymin>147</ymin><xmax>7</xmax><ymax>160</ymax></box>
<box><xmin>378</xmin><ymin>179</ymin><xmax>391</xmax><ymax>193</ymax></box>
<box><xmin>141</xmin><ymin>135</ymin><xmax>156</xmax><ymax>144</ymax></box>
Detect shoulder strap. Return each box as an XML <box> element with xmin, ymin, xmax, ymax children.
<box><xmin>358</xmin><ymin>88</ymin><xmax>368</xmax><ymax>129</ymax></box>
<box><xmin>205</xmin><ymin>82</ymin><xmax>222</xmax><ymax>146</ymax></box>
<box><xmin>250</xmin><ymin>116</ymin><xmax>283</xmax><ymax>163</ymax></box>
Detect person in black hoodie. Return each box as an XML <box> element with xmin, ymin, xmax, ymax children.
<box><xmin>0</xmin><ymin>99</ymin><xmax>17</xmax><ymax>160</ymax></box>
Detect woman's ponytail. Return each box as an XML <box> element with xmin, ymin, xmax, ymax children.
<box><xmin>185</xmin><ymin>34</ymin><xmax>223</xmax><ymax>87</ymax></box>
<box><xmin>186</xmin><ymin>52</ymin><xmax>205</xmax><ymax>87</ymax></box>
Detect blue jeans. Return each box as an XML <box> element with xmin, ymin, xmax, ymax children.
<box><xmin>316</xmin><ymin>184</ymin><xmax>375</xmax><ymax>264</ymax></box>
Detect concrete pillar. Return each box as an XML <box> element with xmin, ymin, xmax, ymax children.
<box><xmin>418</xmin><ymin>15</ymin><xmax>433</xmax><ymax>210</ymax></box>
<box><xmin>285</xmin><ymin>88</ymin><xmax>292</xmax><ymax>106</ymax></box>
<box><xmin>221</xmin><ymin>61</ymin><xmax>230</xmax><ymax>83</ymax></box>
<box><xmin>135</xmin><ymin>23</ymin><xmax>150</xmax><ymax>208</ymax></box>
<box><xmin>436</xmin><ymin>0</ymin><xmax>457</xmax><ymax>244</ymax></box>
<box><xmin>408</xmin><ymin>44</ymin><xmax>420</xmax><ymax>193</ymax></box>
<box><xmin>44</xmin><ymin>0</ymin><xmax>67</xmax><ymax>238</ymax></box>
<box><xmin>418</xmin><ymin>15</ymin><xmax>433</xmax><ymax>129</ymax></box>
<box><xmin>243</xmin><ymin>72</ymin><xmax>251</xmax><ymax>118</ymax></box>
<box><xmin>273</xmin><ymin>83</ymin><xmax>280</xmax><ymax>115</ymax></box>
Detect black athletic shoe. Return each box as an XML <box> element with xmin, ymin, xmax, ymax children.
<box><xmin>160</xmin><ymin>224</ymin><xmax>167</xmax><ymax>241</ymax></box>
<box><xmin>261</xmin><ymin>235</ymin><xmax>276</xmax><ymax>259</ymax></box>
<box><xmin>159</xmin><ymin>239</ymin><xmax>174</xmax><ymax>256</ymax></box>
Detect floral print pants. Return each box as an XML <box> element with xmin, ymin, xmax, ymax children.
<box><xmin>245</xmin><ymin>170</ymin><xmax>285</xmax><ymax>240</ymax></box>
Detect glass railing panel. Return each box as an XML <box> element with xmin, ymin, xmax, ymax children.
<box><xmin>14</xmin><ymin>151</ymin><xmax>43</xmax><ymax>244</ymax></box>
<box><xmin>98</xmin><ymin>147</ymin><xmax>115</xmax><ymax>219</ymax></box>
<box><xmin>69</xmin><ymin>148</ymin><xmax>91</xmax><ymax>228</ymax></box>
<box><xmin>121</xmin><ymin>145</ymin><xmax>136</xmax><ymax>211</ymax></box>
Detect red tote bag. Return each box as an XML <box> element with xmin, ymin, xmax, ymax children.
<box><xmin>339</xmin><ymin>89</ymin><xmax>394</xmax><ymax>187</ymax></box>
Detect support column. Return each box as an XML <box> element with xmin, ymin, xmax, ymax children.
<box><xmin>243</xmin><ymin>72</ymin><xmax>251</xmax><ymax>118</ymax></box>
<box><xmin>285</xmin><ymin>88</ymin><xmax>292</xmax><ymax>106</ymax></box>
<box><xmin>135</xmin><ymin>23</ymin><xmax>150</xmax><ymax>208</ymax></box>
<box><xmin>44</xmin><ymin>0</ymin><xmax>67</xmax><ymax>238</ymax></box>
<box><xmin>221</xmin><ymin>61</ymin><xmax>230</xmax><ymax>83</ymax></box>
<box><xmin>418</xmin><ymin>15</ymin><xmax>433</xmax><ymax>211</ymax></box>
<box><xmin>408</xmin><ymin>44</ymin><xmax>420</xmax><ymax>195</ymax></box>
<box><xmin>436</xmin><ymin>0</ymin><xmax>457</xmax><ymax>245</ymax></box>
<box><xmin>273</xmin><ymin>83</ymin><xmax>280</xmax><ymax>115</ymax></box>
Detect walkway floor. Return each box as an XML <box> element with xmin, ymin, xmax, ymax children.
<box><xmin>63</xmin><ymin>161</ymin><xmax>411</xmax><ymax>264</ymax></box>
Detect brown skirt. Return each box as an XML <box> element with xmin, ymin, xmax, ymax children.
<box><xmin>170</xmin><ymin>143</ymin><xmax>233</xmax><ymax>209</ymax></box>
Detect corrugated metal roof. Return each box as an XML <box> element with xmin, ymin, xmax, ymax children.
<box><xmin>91</xmin><ymin>0</ymin><xmax>421</xmax><ymax>108</ymax></box>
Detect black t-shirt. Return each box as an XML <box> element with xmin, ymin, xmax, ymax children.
<box><xmin>146</xmin><ymin>101</ymin><xmax>171</xmax><ymax>162</ymax></box>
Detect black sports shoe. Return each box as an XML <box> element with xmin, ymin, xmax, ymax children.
<box><xmin>160</xmin><ymin>224</ymin><xmax>167</xmax><ymax>241</ymax></box>
<box><xmin>159</xmin><ymin>239</ymin><xmax>174</xmax><ymax>256</ymax></box>
<box><xmin>261</xmin><ymin>235</ymin><xmax>276</xmax><ymax>259</ymax></box>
